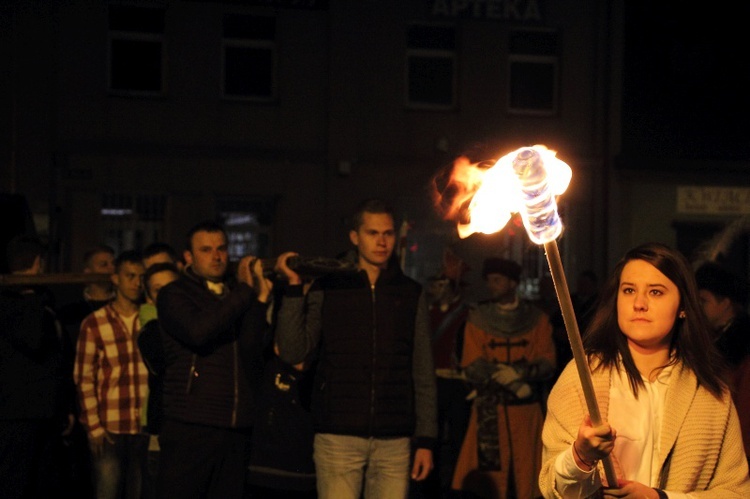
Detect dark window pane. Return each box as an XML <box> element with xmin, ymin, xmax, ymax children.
<box><xmin>223</xmin><ymin>14</ymin><xmax>276</xmax><ymax>39</ymax></box>
<box><xmin>408</xmin><ymin>56</ymin><xmax>453</xmax><ymax>105</ymax></box>
<box><xmin>509</xmin><ymin>61</ymin><xmax>555</xmax><ymax>110</ymax></box>
<box><xmin>109</xmin><ymin>6</ymin><xmax>164</xmax><ymax>33</ymax></box>
<box><xmin>407</xmin><ymin>25</ymin><xmax>455</xmax><ymax>50</ymax></box>
<box><xmin>110</xmin><ymin>40</ymin><xmax>162</xmax><ymax>92</ymax></box>
<box><xmin>224</xmin><ymin>47</ymin><xmax>273</xmax><ymax>96</ymax></box>
<box><xmin>510</xmin><ymin>31</ymin><xmax>558</xmax><ymax>55</ymax></box>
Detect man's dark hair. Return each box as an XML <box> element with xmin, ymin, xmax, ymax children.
<box><xmin>349</xmin><ymin>198</ymin><xmax>394</xmax><ymax>231</ymax></box>
<box><xmin>481</xmin><ymin>257</ymin><xmax>522</xmax><ymax>282</ymax></box>
<box><xmin>83</xmin><ymin>244</ymin><xmax>115</xmax><ymax>267</ymax></box>
<box><xmin>6</xmin><ymin>234</ymin><xmax>46</xmax><ymax>272</ymax></box>
<box><xmin>114</xmin><ymin>250</ymin><xmax>143</xmax><ymax>273</ymax></box>
<box><xmin>143</xmin><ymin>262</ymin><xmax>180</xmax><ymax>301</ymax></box>
<box><xmin>185</xmin><ymin>220</ymin><xmax>226</xmax><ymax>252</ymax></box>
<box><xmin>143</xmin><ymin>241</ymin><xmax>178</xmax><ymax>262</ymax></box>
<box><xmin>695</xmin><ymin>261</ymin><xmax>749</xmax><ymax>307</ymax></box>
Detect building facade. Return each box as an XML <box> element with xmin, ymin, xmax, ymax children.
<box><xmin>2</xmin><ymin>0</ymin><xmax>748</xmax><ymax>293</ymax></box>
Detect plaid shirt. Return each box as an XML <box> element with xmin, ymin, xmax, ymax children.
<box><xmin>74</xmin><ymin>303</ymin><xmax>148</xmax><ymax>438</ymax></box>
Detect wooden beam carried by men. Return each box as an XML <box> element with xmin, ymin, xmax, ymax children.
<box><xmin>0</xmin><ymin>273</ymin><xmax>112</xmax><ymax>287</ymax></box>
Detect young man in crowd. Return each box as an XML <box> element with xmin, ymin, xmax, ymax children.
<box><xmin>137</xmin><ymin>261</ymin><xmax>181</xmax><ymax>499</ymax></box>
<box><xmin>275</xmin><ymin>198</ymin><xmax>437</xmax><ymax>499</ymax></box>
<box><xmin>74</xmin><ymin>250</ymin><xmax>149</xmax><ymax>499</ymax></box>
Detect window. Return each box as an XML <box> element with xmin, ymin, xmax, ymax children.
<box><xmin>406</xmin><ymin>23</ymin><xmax>456</xmax><ymax>110</ymax></box>
<box><xmin>216</xmin><ymin>197</ymin><xmax>276</xmax><ymax>262</ymax></box>
<box><xmin>507</xmin><ymin>29</ymin><xmax>559</xmax><ymax>116</ymax></box>
<box><xmin>222</xmin><ymin>14</ymin><xmax>277</xmax><ymax>101</ymax></box>
<box><xmin>101</xmin><ymin>193</ymin><xmax>166</xmax><ymax>255</ymax></box>
<box><xmin>108</xmin><ymin>5</ymin><xmax>165</xmax><ymax>96</ymax></box>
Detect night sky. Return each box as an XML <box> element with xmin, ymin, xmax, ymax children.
<box><xmin>621</xmin><ymin>3</ymin><xmax>750</xmax><ymax>162</ymax></box>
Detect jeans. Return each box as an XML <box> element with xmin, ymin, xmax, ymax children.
<box><xmin>92</xmin><ymin>433</ymin><xmax>149</xmax><ymax>499</ymax></box>
<box><xmin>313</xmin><ymin>433</ymin><xmax>410</xmax><ymax>499</ymax></box>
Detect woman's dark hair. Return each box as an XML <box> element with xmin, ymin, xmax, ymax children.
<box><xmin>584</xmin><ymin>242</ymin><xmax>726</xmax><ymax>399</ymax></box>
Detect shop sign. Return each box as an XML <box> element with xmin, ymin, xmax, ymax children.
<box><xmin>677</xmin><ymin>186</ymin><xmax>750</xmax><ymax>215</ymax></box>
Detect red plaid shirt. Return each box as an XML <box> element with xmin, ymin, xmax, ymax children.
<box><xmin>74</xmin><ymin>303</ymin><xmax>148</xmax><ymax>437</ymax></box>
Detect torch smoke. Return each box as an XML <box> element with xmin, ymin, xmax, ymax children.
<box><xmin>512</xmin><ymin>148</ymin><xmax>563</xmax><ymax>245</ymax></box>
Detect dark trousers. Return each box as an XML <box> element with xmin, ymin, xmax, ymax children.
<box><xmin>59</xmin><ymin>420</ymin><xmax>95</xmax><ymax>499</ymax></box>
<box><xmin>0</xmin><ymin>418</ymin><xmax>60</xmax><ymax>499</ymax></box>
<box><xmin>142</xmin><ymin>436</ymin><xmax>160</xmax><ymax>499</ymax></box>
<box><xmin>158</xmin><ymin>419</ymin><xmax>251</xmax><ymax>499</ymax></box>
<box><xmin>411</xmin><ymin>377</ymin><xmax>471</xmax><ymax>499</ymax></box>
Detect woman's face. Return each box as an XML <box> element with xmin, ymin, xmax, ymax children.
<box><xmin>617</xmin><ymin>259</ymin><xmax>681</xmax><ymax>352</ymax></box>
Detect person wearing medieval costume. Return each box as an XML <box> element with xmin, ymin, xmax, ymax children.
<box><xmin>451</xmin><ymin>258</ymin><xmax>556</xmax><ymax>499</ymax></box>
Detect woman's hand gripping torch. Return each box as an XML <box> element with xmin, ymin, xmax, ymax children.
<box><xmin>511</xmin><ymin>146</ymin><xmax>617</xmax><ymax>487</ymax></box>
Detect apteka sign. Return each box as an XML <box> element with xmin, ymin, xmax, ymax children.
<box><xmin>429</xmin><ymin>0</ymin><xmax>543</xmax><ymax>21</ymax></box>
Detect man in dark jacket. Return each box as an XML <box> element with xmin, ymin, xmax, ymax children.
<box><xmin>695</xmin><ymin>261</ymin><xmax>750</xmax><ymax>367</ymax></box>
<box><xmin>156</xmin><ymin>220</ymin><xmax>272</xmax><ymax>499</ymax></box>
<box><xmin>0</xmin><ymin>235</ymin><xmax>75</xmax><ymax>499</ymax></box>
<box><xmin>275</xmin><ymin>198</ymin><xmax>438</xmax><ymax>499</ymax></box>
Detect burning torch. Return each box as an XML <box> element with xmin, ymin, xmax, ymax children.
<box><xmin>443</xmin><ymin>144</ymin><xmax>617</xmax><ymax>487</ymax></box>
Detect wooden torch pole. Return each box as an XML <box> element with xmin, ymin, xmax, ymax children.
<box><xmin>544</xmin><ymin>240</ymin><xmax>618</xmax><ymax>487</ymax></box>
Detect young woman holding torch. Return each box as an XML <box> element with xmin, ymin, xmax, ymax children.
<box><xmin>539</xmin><ymin>242</ymin><xmax>750</xmax><ymax>498</ymax></box>
<box><xmin>433</xmin><ymin>144</ymin><xmax>749</xmax><ymax>497</ymax></box>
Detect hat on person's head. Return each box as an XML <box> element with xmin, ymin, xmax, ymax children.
<box><xmin>695</xmin><ymin>261</ymin><xmax>749</xmax><ymax>306</ymax></box>
<box><xmin>482</xmin><ymin>257</ymin><xmax>522</xmax><ymax>283</ymax></box>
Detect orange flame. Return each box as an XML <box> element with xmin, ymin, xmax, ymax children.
<box><xmin>432</xmin><ymin>145</ymin><xmax>571</xmax><ymax>240</ymax></box>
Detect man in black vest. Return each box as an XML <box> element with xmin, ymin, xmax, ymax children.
<box><xmin>275</xmin><ymin>198</ymin><xmax>438</xmax><ymax>499</ymax></box>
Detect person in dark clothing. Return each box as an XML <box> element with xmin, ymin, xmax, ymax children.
<box><xmin>58</xmin><ymin>244</ymin><xmax>116</xmax><ymax>347</ymax></box>
<box><xmin>137</xmin><ymin>261</ymin><xmax>180</xmax><ymax>499</ymax></box>
<box><xmin>245</xmin><ymin>340</ymin><xmax>317</xmax><ymax>499</ymax></box>
<box><xmin>0</xmin><ymin>235</ymin><xmax>75</xmax><ymax>499</ymax></box>
<box><xmin>142</xmin><ymin>241</ymin><xmax>182</xmax><ymax>271</ymax></box>
<box><xmin>245</xmin><ymin>281</ymin><xmax>317</xmax><ymax>499</ymax></box>
<box><xmin>695</xmin><ymin>261</ymin><xmax>750</xmax><ymax>367</ymax></box>
<box><xmin>695</xmin><ymin>260</ymin><xmax>750</xmax><ymax>464</ymax></box>
<box><xmin>139</xmin><ymin>242</ymin><xmax>181</xmax><ymax>329</ymax></box>
<box><xmin>274</xmin><ymin>198</ymin><xmax>438</xmax><ymax>499</ymax></box>
<box><xmin>156</xmin><ymin>220</ymin><xmax>272</xmax><ymax>499</ymax></box>
<box><xmin>411</xmin><ymin>273</ymin><xmax>471</xmax><ymax>499</ymax></box>
<box><xmin>139</xmin><ymin>262</ymin><xmax>181</xmax><ymax>435</ymax></box>
<box><xmin>56</xmin><ymin>244</ymin><xmax>115</xmax><ymax>499</ymax></box>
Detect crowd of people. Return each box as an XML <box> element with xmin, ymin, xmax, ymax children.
<box><xmin>2</xmin><ymin>200</ymin><xmax>750</xmax><ymax>499</ymax></box>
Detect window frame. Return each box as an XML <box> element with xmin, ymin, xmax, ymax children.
<box><xmin>216</xmin><ymin>195</ymin><xmax>276</xmax><ymax>262</ymax></box>
<box><xmin>106</xmin><ymin>6</ymin><xmax>166</xmax><ymax>97</ymax></box>
<box><xmin>220</xmin><ymin>14</ymin><xmax>278</xmax><ymax>103</ymax></box>
<box><xmin>100</xmin><ymin>192</ymin><xmax>166</xmax><ymax>254</ymax></box>
<box><xmin>405</xmin><ymin>23</ymin><xmax>457</xmax><ymax>111</ymax></box>
<box><xmin>506</xmin><ymin>28</ymin><xmax>560</xmax><ymax>117</ymax></box>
